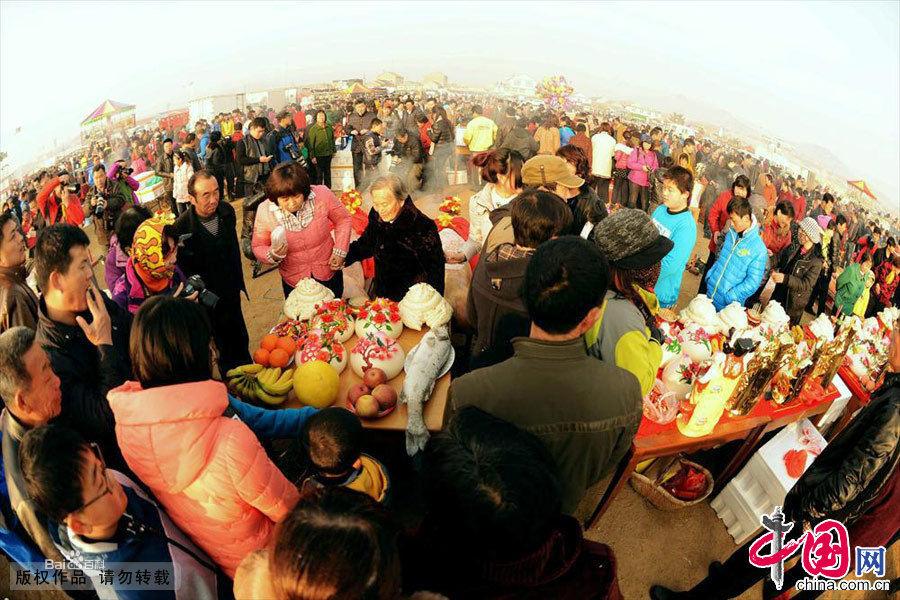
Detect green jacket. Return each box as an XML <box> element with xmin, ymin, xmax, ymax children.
<box><xmin>305</xmin><ymin>123</ymin><xmax>335</xmax><ymax>158</ymax></box>
<box><xmin>834</xmin><ymin>262</ymin><xmax>866</xmax><ymax>316</ymax></box>
<box><xmin>585</xmin><ymin>287</ymin><xmax>662</xmax><ymax>397</ymax></box>
<box><xmin>450</xmin><ymin>336</ymin><xmax>642</xmax><ymax>513</ymax></box>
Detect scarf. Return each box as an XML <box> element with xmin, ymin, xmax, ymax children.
<box><xmin>131</xmin><ymin>216</ymin><xmax>175</xmax><ymax>292</ymax></box>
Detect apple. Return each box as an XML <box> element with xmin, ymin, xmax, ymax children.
<box><xmin>371</xmin><ymin>384</ymin><xmax>397</xmax><ymax>411</ymax></box>
<box><xmin>347</xmin><ymin>383</ymin><xmax>370</xmax><ymax>405</ymax></box>
<box><xmin>355</xmin><ymin>394</ymin><xmax>380</xmax><ymax>418</ymax></box>
<box><xmin>363</xmin><ymin>367</ymin><xmax>387</xmax><ymax>388</ymax></box>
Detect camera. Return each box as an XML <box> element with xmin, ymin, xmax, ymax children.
<box><xmin>180</xmin><ymin>274</ymin><xmax>219</xmax><ymax>309</ymax></box>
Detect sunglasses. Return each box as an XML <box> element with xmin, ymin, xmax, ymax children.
<box><xmin>75</xmin><ymin>443</ymin><xmax>112</xmax><ymax>513</ymax></box>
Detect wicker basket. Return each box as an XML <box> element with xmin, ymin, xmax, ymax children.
<box><xmin>629</xmin><ymin>455</ymin><xmax>714</xmax><ymax>511</ymax></box>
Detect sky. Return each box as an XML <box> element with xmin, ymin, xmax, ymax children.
<box><xmin>1</xmin><ymin>0</ymin><xmax>898</xmax><ymax>211</ymax></box>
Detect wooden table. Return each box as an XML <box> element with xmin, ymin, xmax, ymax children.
<box><xmin>585</xmin><ymin>384</ymin><xmax>840</xmax><ymax>530</ymax></box>
<box><xmin>283</xmin><ymin>326</ymin><xmax>451</xmax><ymax>433</ymax></box>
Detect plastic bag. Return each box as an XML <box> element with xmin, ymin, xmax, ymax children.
<box><xmin>643</xmin><ymin>379</ymin><xmax>679</xmax><ymax>424</ymax></box>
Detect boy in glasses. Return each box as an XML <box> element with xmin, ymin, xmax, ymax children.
<box><xmin>20</xmin><ymin>423</ymin><xmax>221</xmax><ymax>599</ymax></box>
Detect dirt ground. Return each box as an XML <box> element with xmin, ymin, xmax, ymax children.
<box><xmin>3</xmin><ymin>187</ymin><xmax>895</xmax><ymax>600</ymax></box>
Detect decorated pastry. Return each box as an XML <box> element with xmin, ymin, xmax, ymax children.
<box><xmin>717</xmin><ymin>302</ymin><xmax>749</xmax><ymax>334</ymax></box>
<box><xmin>760</xmin><ymin>300</ymin><xmax>790</xmax><ymax>331</ymax></box>
<box><xmin>295</xmin><ymin>329</ymin><xmax>347</xmax><ymax>374</ymax></box>
<box><xmin>661</xmin><ymin>354</ymin><xmax>703</xmax><ymax>400</ymax></box>
<box><xmin>679</xmin><ymin>324</ymin><xmax>714</xmax><ymax>364</ymax></box>
<box><xmin>269</xmin><ymin>319</ymin><xmax>309</xmax><ymax>342</ymax></box>
<box><xmin>399</xmin><ymin>283</ymin><xmax>453</xmax><ymax>331</ymax></box>
<box><xmin>350</xmin><ymin>332</ymin><xmax>406</xmax><ymax>380</ymax></box>
<box><xmin>310</xmin><ymin>300</ymin><xmax>356</xmax><ymax>343</ymax></box>
<box><xmin>807</xmin><ymin>313</ymin><xmax>835</xmax><ymax>343</ymax></box>
<box><xmin>284</xmin><ymin>278</ymin><xmax>335</xmax><ymax>321</ymax></box>
<box><xmin>355</xmin><ymin>298</ymin><xmax>404</xmax><ymax>340</ymax></box>
<box><xmin>679</xmin><ymin>294</ymin><xmax>718</xmax><ymax>329</ymax></box>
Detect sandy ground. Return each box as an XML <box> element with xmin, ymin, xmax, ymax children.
<box><xmin>3</xmin><ymin>187</ymin><xmax>895</xmax><ymax>600</ymax></box>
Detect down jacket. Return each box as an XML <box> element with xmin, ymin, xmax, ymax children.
<box><xmin>705</xmin><ymin>220</ymin><xmax>768</xmax><ymax>310</ymax></box>
<box><xmin>107</xmin><ymin>379</ymin><xmax>300</xmax><ymax>577</ymax></box>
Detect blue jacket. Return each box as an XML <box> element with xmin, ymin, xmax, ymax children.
<box><xmin>50</xmin><ymin>471</ymin><xmax>219</xmax><ymax>600</ymax></box>
<box><xmin>198</xmin><ymin>133</ymin><xmax>210</xmax><ymax>162</ymax></box>
<box><xmin>227</xmin><ymin>394</ymin><xmax>316</xmax><ymax>439</ymax></box>
<box><xmin>705</xmin><ymin>220</ymin><xmax>768</xmax><ymax>310</ymax></box>
<box><xmin>652</xmin><ymin>206</ymin><xmax>697</xmax><ymax>308</ymax></box>
<box><xmin>268</xmin><ymin>127</ymin><xmax>300</xmax><ymax>166</ymax></box>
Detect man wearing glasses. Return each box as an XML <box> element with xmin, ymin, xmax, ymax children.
<box><xmin>20</xmin><ymin>424</ymin><xmax>221</xmax><ymax>600</ymax></box>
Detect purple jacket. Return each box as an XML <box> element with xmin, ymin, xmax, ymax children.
<box><xmin>626</xmin><ymin>148</ymin><xmax>658</xmax><ymax>187</ymax></box>
<box><xmin>104</xmin><ymin>234</ymin><xmax>129</xmax><ymax>291</ymax></box>
<box><xmin>112</xmin><ymin>258</ymin><xmax>186</xmax><ymax>314</ymax></box>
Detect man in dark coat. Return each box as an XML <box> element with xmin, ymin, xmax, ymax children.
<box><xmin>344</xmin><ymin>175</ymin><xmax>444</xmax><ymax>302</ymax></box>
<box><xmin>651</xmin><ymin>322</ymin><xmax>900</xmax><ymax>600</ymax></box>
<box><xmin>33</xmin><ymin>225</ymin><xmax>131</xmax><ymax>465</ymax></box>
<box><xmin>174</xmin><ymin>170</ymin><xmax>251</xmax><ymax>373</ymax></box>
<box><xmin>346</xmin><ymin>100</ymin><xmax>377</xmax><ymax>189</ymax></box>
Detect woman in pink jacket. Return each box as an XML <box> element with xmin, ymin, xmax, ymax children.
<box><xmin>626</xmin><ymin>133</ymin><xmax>659</xmax><ymax>213</ymax></box>
<box><xmin>108</xmin><ymin>296</ymin><xmax>299</xmax><ymax>577</ymax></box>
<box><xmin>251</xmin><ymin>161</ymin><xmax>352</xmax><ymax>298</ymax></box>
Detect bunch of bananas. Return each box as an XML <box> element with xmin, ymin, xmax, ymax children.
<box><xmin>225</xmin><ymin>364</ymin><xmax>294</xmax><ymax>405</ymax></box>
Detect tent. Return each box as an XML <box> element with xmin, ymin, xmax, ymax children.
<box><xmin>81</xmin><ymin>99</ymin><xmax>136</xmax><ymax>132</ymax></box>
<box><xmin>847</xmin><ymin>180</ymin><xmax>877</xmax><ymax>200</ymax></box>
<box><xmin>343</xmin><ymin>82</ymin><xmax>372</xmax><ymax>96</ymax></box>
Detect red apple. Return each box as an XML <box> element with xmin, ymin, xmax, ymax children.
<box><xmin>347</xmin><ymin>383</ymin><xmax>370</xmax><ymax>406</ymax></box>
<box><xmin>355</xmin><ymin>394</ymin><xmax>380</xmax><ymax>418</ymax></box>
<box><xmin>371</xmin><ymin>384</ymin><xmax>397</xmax><ymax>410</ymax></box>
<box><xmin>363</xmin><ymin>367</ymin><xmax>387</xmax><ymax>388</ymax></box>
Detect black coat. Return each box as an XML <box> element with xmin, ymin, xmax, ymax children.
<box><xmin>784</xmin><ymin>372</ymin><xmax>899</xmax><ymax>528</ymax></box>
<box><xmin>345</xmin><ymin>197</ymin><xmax>445</xmax><ymax>301</ymax></box>
<box><xmin>567</xmin><ymin>185</ymin><xmax>608</xmax><ymax>236</ymax></box>
<box><xmin>498</xmin><ymin>126</ymin><xmax>540</xmax><ymax>161</ymax></box>
<box><xmin>772</xmin><ymin>244</ymin><xmax>823</xmax><ymax>324</ymax></box>
<box><xmin>174</xmin><ymin>200</ymin><xmax>246</xmax><ymax>299</ymax></box>
<box><xmin>35</xmin><ymin>294</ymin><xmax>131</xmax><ymax>462</ymax></box>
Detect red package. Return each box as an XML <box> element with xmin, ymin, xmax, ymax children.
<box><xmin>783</xmin><ymin>449</ymin><xmax>808</xmax><ymax>479</ymax></box>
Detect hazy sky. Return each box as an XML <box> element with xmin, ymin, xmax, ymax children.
<box><xmin>1</xmin><ymin>0</ymin><xmax>898</xmax><ymax>210</ymax></box>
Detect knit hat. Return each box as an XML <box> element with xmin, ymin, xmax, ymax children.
<box><xmin>592</xmin><ymin>208</ymin><xmax>674</xmax><ymax>269</ymax></box>
<box><xmin>640</xmin><ymin>133</ymin><xmax>651</xmax><ymax>144</ymax></box>
<box><xmin>797</xmin><ymin>217</ymin><xmax>823</xmax><ymax>244</ymax></box>
<box><xmin>522</xmin><ymin>155</ymin><xmax>584</xmax><ymax>189</ymax></box>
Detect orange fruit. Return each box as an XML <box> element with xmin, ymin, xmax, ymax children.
<box><xmin>253</xmin><ymin>348</ymin><xmax>271</xmax><ymax>366</ymax></box>
<box><xmin>276</xmin><ymin>337</ymin><xmax>296</xmax><ymax>354</ymax></box>
<box><xmin>260</xmin><ymin>334</ymin><xmax>279</xmax><ymax>351</ymax></box>
<box><xmin>269</xmin><ymin>348</ymin><xmax>290</xmax><ymax>368</ymax></box>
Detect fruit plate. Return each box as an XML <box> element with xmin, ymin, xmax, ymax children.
<box><xmin>346</xmin><ymin>396</ymin><xmax>397</xmax><ymax>419</ymax></box>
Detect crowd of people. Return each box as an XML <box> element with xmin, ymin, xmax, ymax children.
<box><xmin>0</xmin><ymin>91</ymin><xmax>898</xmax><ymax>599</ymax></box>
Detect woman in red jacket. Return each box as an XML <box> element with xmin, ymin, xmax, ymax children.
<box><xmin>698</xmin><ymin>174</ymin><xmax>751</xmax><ymax>294</ymax></box>
<box><xmin>36</xmin><ymin>174</ymin><xmax>85</xmax><ymax>227</ymax></box>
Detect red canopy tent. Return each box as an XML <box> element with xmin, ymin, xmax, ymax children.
<box><xmin>847</xmin><ymin>180</ymin><xmax>877</xmax><ymax>200</ymax></box>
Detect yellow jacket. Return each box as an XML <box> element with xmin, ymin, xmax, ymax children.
<box><xmin>585</xmin><ymin>286</ymin><xmax>662</xmax><ymax>397</ymax></box>
<box><xmin>853</xmin><ymin>271</ymin><xmax>876</xmax><ymax>317</ymax></box>
<box><xmin>464</xmin><ymin>115</ymin><xmax>498</xmax><ymax>152</ymax></box>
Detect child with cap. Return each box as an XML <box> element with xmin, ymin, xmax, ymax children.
<box><xmin>651</xmin><ymin>166</ymin><xmax>697</xmax><ymax>309</ymax></box>
<box><xmin>300</xmin><ymin>407</ymin><xmax>390</xmax><ymax>504</ymax></box>
<box><xmin>770</xmin><ymin>216</ymin><xmax>824</xmax><ymax>324</ymax></box>
<box><xmin>586</xmin><ymin>208</ymin><xmax>673</xmax><ymax>396</ymax></box>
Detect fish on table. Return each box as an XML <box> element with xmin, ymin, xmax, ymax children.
<box><xmin>400</xmin><ymin>324</ymin><xmax>452</xmax><ymax>456</ymax></box>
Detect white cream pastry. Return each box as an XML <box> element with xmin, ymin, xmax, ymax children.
<box><xmin>679</xmin><ymin>294</ymin><xmax>719</xmax><ymax>328</ymax></box>
<box><xmin>760</xmin><ymin>300</ymin><xmax>790</xmax><ymax>331</ymax></box>
<box><xmin>284</xmin><ymin>278</ymin><xmax>335</xmax><ymax>321</ymax></box>
<box><xmin>399</xmin><ymin>283</ymin><xmax>453</xmax><ymax>331</ymax></box>
<box><xmin>807</xmin><ymin>314</ymin><xmax>835</xmax><ymax>342</ymax></box>
<box><xmin>295</xmin><ymin>329</ymin><xmax>348</xmax><ymax>374</ymax></box>
<box><xmin>717</xmin><ymin>302</ymin><xmax>749</xmax><ymax>334</ymax></box>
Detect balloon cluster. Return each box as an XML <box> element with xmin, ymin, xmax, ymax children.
<box><xmin>535</xmin><ymin>76</ymin><xmax>575</xmax><ymax>112</ymax></box>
